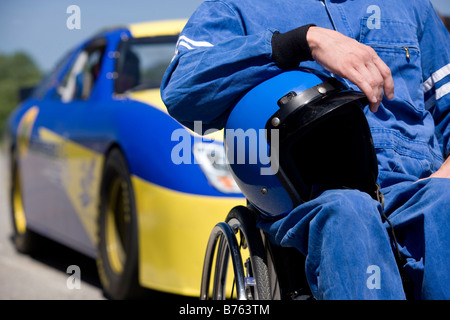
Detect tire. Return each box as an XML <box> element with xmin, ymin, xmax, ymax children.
<box><xmin>96</xmin><ymin>148</ymin><xmax>143</xmax><ymax>299</ymax></box>
<box><xmin>225</xmin><ymin>206</ymin><xmax>272</xmax><ymax>300</ymax></box>
<box><xmin>10</xmin><ymin>149</ymin><xmax>39</xmax><ymax>254</ymax></box>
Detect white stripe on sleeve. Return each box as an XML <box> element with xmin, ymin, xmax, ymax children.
<box><xmin>423</xmin><ymin>63</ymin><xmax>450</xmax><ymax>93</ymax></box>
<box><xmin>178</xmin><ymin>35</ymin><xmax>214</xmax><ymax>48</ymax></box>
<box><xmin>436</xmin><ymin>82</ymin><xmax>450</xmax><ymax>100</ymax></box>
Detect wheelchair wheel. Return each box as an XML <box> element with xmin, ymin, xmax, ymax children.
<box><xmin>200</xmin><ymin>206</ymin><xmax>272</xmax><ymax>300</ymax></box>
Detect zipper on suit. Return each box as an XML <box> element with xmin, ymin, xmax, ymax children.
<box><xmin>321</xmin><ymin>0</ymin><xmax>338</xmax><ymax>31</ymax></box>
<box><xmin>403</xmin><ymin>47</ymin><xmax>411</xmax><ymax>59</ymax></box>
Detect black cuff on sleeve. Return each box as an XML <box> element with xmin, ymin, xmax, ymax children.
<box><xmin>271</xmin><ymin>24</ymin><xmax>316</xmax><ymax>69</ymax></box>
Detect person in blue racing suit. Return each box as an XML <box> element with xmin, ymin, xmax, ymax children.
<box><xmin>161</xmin><ymin>0</ymin><xmax>450</xmax><ymax>299</ymax></box>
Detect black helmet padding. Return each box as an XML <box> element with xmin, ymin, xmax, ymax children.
<box><xmin>266</xmin><ymin>79</ymin><xmax>379</xmax><ymax>206</ymax></box>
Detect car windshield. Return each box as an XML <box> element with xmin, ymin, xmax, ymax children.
<box><xmin>115</xmin><ymin>35</ymin><xmax>178</xmax><ymax>94</ymax></box>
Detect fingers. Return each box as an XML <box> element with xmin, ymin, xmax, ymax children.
<box><xmin>342</xmin><ymin>45</ymin><xmax>394</xmax><ymax>112</ymax></box>
<box><xmin>372</xmin><ymin>54</ymin><xmax>394</xmax><ymax>100</ymax></box>
<box><xmin>306</xmin><ymin>28</ymin><xmax>394</xmax><ymax>112</ymax></box>
<box><xmin>345</xmin><ymin>66</ymin><xmax>381</xmax><ymax>112</ymax></box>
<box><xmin>363</xmin><ymin>61</ymin><xmax>387</xmax><ymax>112</ymax></box>
<box><xmin>362</xmin><ymin>62</ymin><xmax>384</xmax><ymax>112</ymax></box>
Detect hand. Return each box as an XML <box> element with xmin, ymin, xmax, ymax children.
<box><xmin>416</xmin><ymin>157</ymin><xmax>450</xmax><ymax>182</ymax></box>
<box><xmin>306</xmin><ymin>27</ymin><xmax>394</xmax><ymax>112</ymax></box>
<box><xmin>429</xmin><ymin>157</ymin><xmax>450</xmax><ymax>179</ymax></box>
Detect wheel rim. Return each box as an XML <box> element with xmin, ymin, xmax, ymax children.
<box><xmin>228</xmin><ymin>219</ymin><xmax>257</xmax><ymax>300</ymax></box>
<box><xmin>12</xmin><ymin>167</ymin><xmax>26</xmax><ymax>235</ymax></box>
<box><xmin>105</xmin><ymin>177</ymin><xmax>130</xmax><ymax>274</ymax></box>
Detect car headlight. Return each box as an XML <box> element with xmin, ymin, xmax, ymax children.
<box><xmin>193</xmin><ymin>142</ymin><xmax>241</xmax><ymax>194</ymax></box>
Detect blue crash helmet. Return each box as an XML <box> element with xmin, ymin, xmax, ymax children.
<box><xmin>225</xmin><ymin>69</ymin><xmax>381</xmax><ymax>218</ymax></box>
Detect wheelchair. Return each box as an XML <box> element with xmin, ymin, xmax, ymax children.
<box><xmin>199</xmin><ymin>69</ymin><xmax>401</xmax><ymax>300</ymax></box>
<box><xmin>200</xmin><ymin>204</ymin><xmax>312</xmax><ymax>300</ymax></box>
<box><xmin>199</xmin><ymin>203</ymin><xmax>416</xmax><ymax>301</ymax></box>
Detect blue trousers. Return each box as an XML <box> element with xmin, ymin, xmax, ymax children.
<box><xmin>257</xmin><ymin>178</ymin><xmax>450</xmax><ymax>300</ymax></box>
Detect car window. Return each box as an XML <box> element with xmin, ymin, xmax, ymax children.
<box><xmin>115</xmin><ymin>35</ymin><xmax>178</xmax><ymax>94</ymax></box>
<box><xmin>32</xmin><ymin>51</ymin><xmax>74</xmax><ymax>100</ymax></box>
<box><xmin>56</xmin><ymin>41</ymin><xmax>106</xmax><ymax>102</ymax></box>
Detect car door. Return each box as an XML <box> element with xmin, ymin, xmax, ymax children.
<box><xmin>20</xmin><ymin>39</ymin><xmax>108</xmax><ymax>255</ymax></box>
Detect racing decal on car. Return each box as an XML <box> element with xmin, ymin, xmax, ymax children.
<box><xmin>38</xmin><ymin>127</ymin><xmax>103</xmax><ymax>244</ymax></box>
<box><xmin>17</xmin><ymin>106</ymin><xmax>39</xmax><ymax>158</ymax></box>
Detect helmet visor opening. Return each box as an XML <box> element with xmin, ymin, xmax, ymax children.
<box><xmin>276</xmin><ymin>101</ymin><xmax>378</xmax><ymax>203</ymax></box>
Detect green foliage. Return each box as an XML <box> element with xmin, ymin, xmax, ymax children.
<box><xmin>0</xmin><ymin>52</ymin><xmax>42</xmax><ymax>132</ymax></box>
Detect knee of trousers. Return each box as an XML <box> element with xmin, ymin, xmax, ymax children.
<box><xmin>309</xmin><ymin>189</ymin><xmax>384</xmax><ymax>230</ymax></box>
<box><xmin>410</xmin><ymin>178</ymin><xmax>450</xmax><ymax>229</ymax></box>
<box><xmin>391</xmin><ymin>178</ymin><xmax>450</xmax><ymax>222</ymax></box>
<box><xmin>423</xmin><ymin>178</ymin><xmax>450</xmax><ymax>213</ymax></box>
<box><xmin>278</xmin><ymin>189</ymin><xmax>384</xmax><ymax>250</ymax></box>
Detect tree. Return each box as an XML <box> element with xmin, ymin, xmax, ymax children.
<box><xmin>0</xmin><ymin>52</ymin><xmax>42</xmax><ymax>132</ymax></box>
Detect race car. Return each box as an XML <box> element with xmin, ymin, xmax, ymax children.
<box><xmin>4</xmin><ymin>19</ymin><xmax>245</xmax><ymax>299</ymax></box>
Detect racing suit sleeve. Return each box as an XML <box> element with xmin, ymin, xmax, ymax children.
<box><xmin>161</xmin><ymin>1</ymin><xmax>279</xmax><ymax>133</ymax></box>
<box><xmin>421</xmin><ymin>2</ymin><xmax>450</xmax><ymax>159</ymax></box>
<box><xmin>161</xmin><ymin>1</ymin><xmax>313</xmax><ymax>133</ymax></box>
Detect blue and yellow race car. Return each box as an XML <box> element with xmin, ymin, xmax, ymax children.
<box><xmin>5</xmin><ymin>19</ymin><xmax>245</xmax><ymax>299</ymax></box>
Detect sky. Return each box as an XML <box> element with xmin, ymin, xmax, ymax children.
<box><xmin>0</xmin><ymin>0</ymin><xmax>204</xmax><ymax>71</ymax></box>
<box><xmin>1</xmin><ymin>0</ymin><xmax>450</xmax><ymax>72</ymax></box>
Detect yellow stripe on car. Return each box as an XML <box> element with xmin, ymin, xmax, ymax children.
<box><xmin>128</xmin><ymin>19</ymin><xmax>187</xmax><ymax>38</ymax></box>
<box><xmin>38</xmin><ymin>128</ymin><xmax>103</xmax><ymax>245</ymax></box>
<box><xmin>132</xmin><ymin>175</ymin><xmax>245</xmax><ymax>296</ymax></box>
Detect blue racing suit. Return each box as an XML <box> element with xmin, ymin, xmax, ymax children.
<box><xmin>161</xmin><ymin>0</ymin><xmax>450</xmax><ymax>299</ymax></box>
